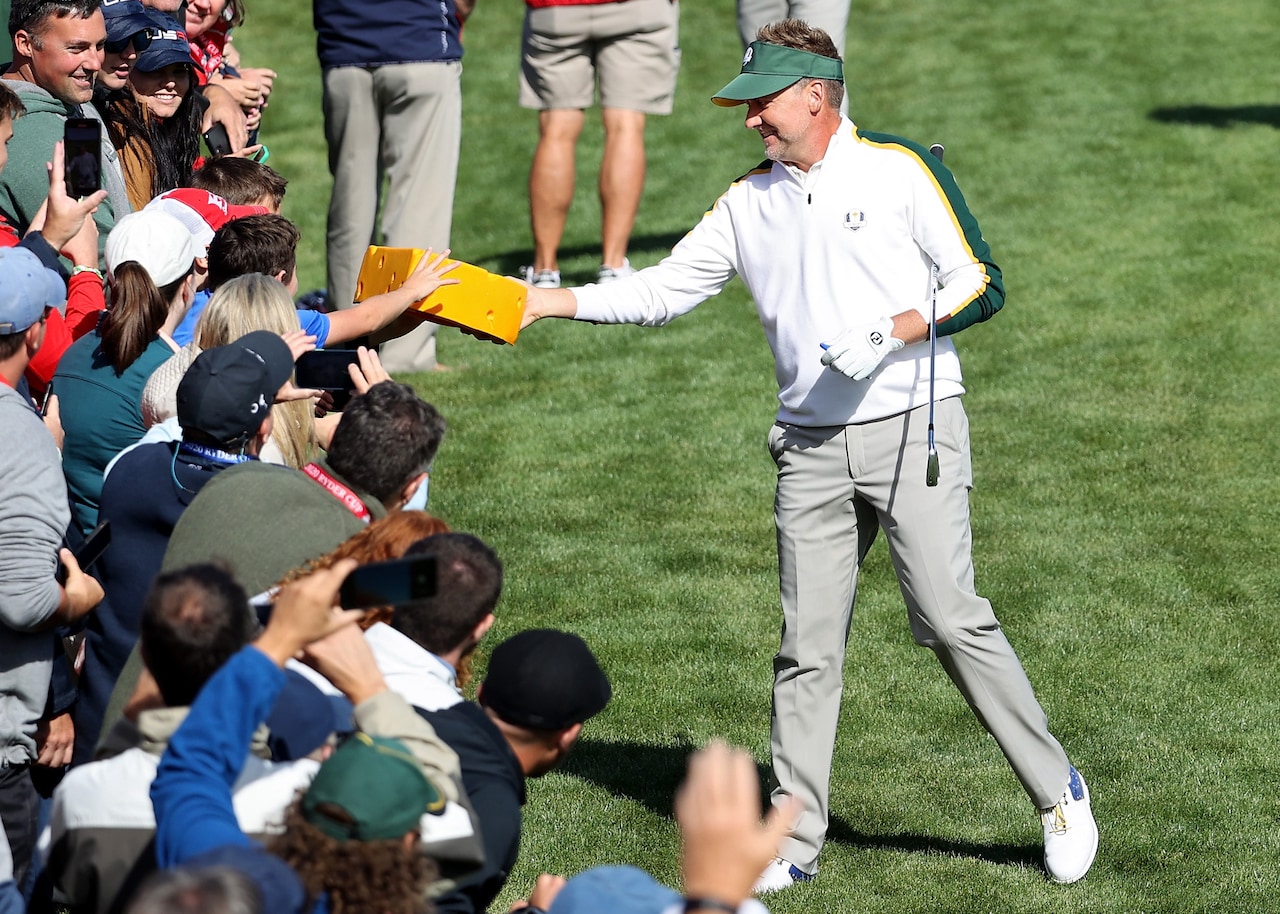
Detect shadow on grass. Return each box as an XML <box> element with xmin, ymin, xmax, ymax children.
<box><xmin>826</xmin><ymin>816</ymin><xmax>1042</xmax><ymax>869</ymax></box>
<box><xmin>1148</xmin><ymin>105</ymin><xmax>1280</xmax><ymax>129</ymax></box>
<box><xmin>564</xmin><ymin>738</ymin><xmax>1043</xmax><ymax>871</ymax></box>
<box><xmin>488</xmin><ymin>230</ymin><xmax>692</xmax><ymax>279</ymax></box>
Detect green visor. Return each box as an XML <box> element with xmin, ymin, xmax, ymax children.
<box><xmin>712</xmin><ymin>42</ymin><xmax>844</xmax><ymax>107</ymax></box>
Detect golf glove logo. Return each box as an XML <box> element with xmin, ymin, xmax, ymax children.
<box><xmin>821</xmin><ymin>316</ymin><xmax>904</xmax><ymax>381</ymax></box>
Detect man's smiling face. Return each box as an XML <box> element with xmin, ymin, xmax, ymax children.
<box><xmin>25</xmin><ymin>11</ymin><xmax>107</xmax><ymax>106</ymax></box>
<box><xmin>743</xmin><ymin>81</ymin><xmax>809</xmax><ymax>165</ymax></box>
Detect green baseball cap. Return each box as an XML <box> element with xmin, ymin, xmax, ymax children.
<box><xmin>301</xmin><ymin>732</ymin><xmax>446</xmax><ymax>842</ymax></box>
<box><xmin>712</xmin><ymin>41</ymin><xmax>844</xmax><ymax>107</ymax></box>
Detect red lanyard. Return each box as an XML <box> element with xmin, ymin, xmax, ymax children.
<box><xmin>302</xmin><ymin>463</ymin><xmax>371</xmax><ymax>523</ymax></box>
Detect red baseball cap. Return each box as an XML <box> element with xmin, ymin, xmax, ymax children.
<box><xmin>144</xmin><ymin>188</ymin><xmax>269</xmax><ymax>256</ymax></box>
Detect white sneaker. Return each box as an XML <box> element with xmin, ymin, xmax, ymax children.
<box><xmin>1041</xmin><ymin>766</ymin><xmax>1098</xmax><ymax>883</ymax></box>
<box><xmin>520</xmin><ymin>266</ymin><xmax>561</xmax><ymax>289</ymax></box>
<box><xmin>596</xmin><ymin>258</ymin><xmax>635</xmax><ymax>283</ymax></box>
<box><xmin>752</xmin><ymin>857</ymin><xmax>814</xmax><ymax>894</ymax></box>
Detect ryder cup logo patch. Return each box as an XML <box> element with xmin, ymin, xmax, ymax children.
<box><xmin>843</xmin><ymin>210</ymin><xmax>866</xmax><ymax>231</ymax></box>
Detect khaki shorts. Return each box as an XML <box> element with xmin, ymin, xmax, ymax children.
<box><xmin>519</xmin><ymin>0</ymin><xmax>681</xmax><ymax>114</ymax></box>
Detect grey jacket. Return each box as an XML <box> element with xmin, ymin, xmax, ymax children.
<box><xmin>0</xmin><ymin>385</ymin><xmax>69</xmax><ymax>765</ymax></box>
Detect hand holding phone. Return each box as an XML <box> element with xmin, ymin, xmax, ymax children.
<box><xmin>63</xmin><ymin>118</ymin><xmax>102</xmax><ymax>199</ymax></box>
<box><xmin>203</xmin><ymin>123</ymin><xmax>232</xmax><ymax>157</ymax></box>
<box><xmin>295</xmin><ymin>350</ymin><xmax>363</xmax><ymax>392</ymax></box>
<box><xmin>55</xmin><ymin>520</ymin><xmax>111</xmax><ymax>586</ymax></box>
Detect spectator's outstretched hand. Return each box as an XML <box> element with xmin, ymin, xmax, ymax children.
<box><xmin>254</xmin><ymin>559</ymin><xmax>364</xmax><ymax>666</ymax></box>
<box><xmin>398</xmin><ymin>247</ymin><xmax>460</xmax><ymax>304</ymax></box>
<box><xmin>676</xmin><ymin>741</ymin><xmax>800</xmax><ymax>908</ymax></box>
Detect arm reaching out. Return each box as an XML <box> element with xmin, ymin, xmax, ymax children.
<box><xmin>519</xmin><ymin>286</ymin><xmax>578</xmax><ymax>329</ymax></box>
<box><xmin>326</xmin><ymin>249</ymin><xmax>460</xmax><ymax>345</ymax></box>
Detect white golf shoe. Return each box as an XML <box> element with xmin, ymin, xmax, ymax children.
<box><xmin>752</xmin><ymin>857</ymin><xmax>815</xmax><ymax>894</ymax></box>
<box><xmin>1041</xmin><ymin>766</ymin><xmax>1098</xmax><ymax>883</ymax></box>
<box><xmin>596</xmin><ymin>259</ymin><xmax>635</xmax><ymax>283</ymax></box>
<box><xmin>520</xmin><ymin>266</ymin><xmax>561</xmax><ymax>289</ymax></box>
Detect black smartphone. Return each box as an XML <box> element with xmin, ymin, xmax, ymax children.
<box><xmin>203</xmin><ymin>123</ymin><xmax>232</xmax><ymax>157</ymax></box>
<box><xmin>64</xmin><ymin>117</ymin><xmax>102</xmax><ymax>198</ymax></box>
<box><xmin>296</xmin><ymin>349</ymin><xmax>361</xmax><ymax>391</ymax></box>
<box><xmin>56</xmin><ymin>520</ymin><xmax>111</xmax><ymax>585</ymax></box>
<box><xmin>339</xmin><ymin>555</ymin><xmax>438</xmax><ymax>610</ymax></box>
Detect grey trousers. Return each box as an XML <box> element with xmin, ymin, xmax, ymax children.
<box><xmin>322</xmin><ymin>61</ymin><xmax>462</xmax><ymax>373</ymax></box>
<box><xmin>736</xmin><ymin>0</ymin><xmax>851</xmax><ymax>55</ymax></box>
<box><xmin>767</xmin><ymin>398</ymin><xmax>1070</xmax><ymax>872</ymax></box>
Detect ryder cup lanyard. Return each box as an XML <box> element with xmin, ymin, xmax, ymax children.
<box><xmin>302</xmin><ymin>463</ymin><xmax>372</xmax><ymax>523</ymax></box>
<box><xmin>177</xmin><ymin>442</ymin><xmax>252</xmax><ymax>468</ymax></box>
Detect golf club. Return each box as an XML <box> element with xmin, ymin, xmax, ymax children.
<box><xmin>926</xmin><ymin>143</ymin><xmax>944</xmax><ymax>487</ymax></box>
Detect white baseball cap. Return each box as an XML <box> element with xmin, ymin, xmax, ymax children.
<box><xmin>105</xmin><ymin>211</ymin><xmax>200</xmax><ymax>286</ymax></box>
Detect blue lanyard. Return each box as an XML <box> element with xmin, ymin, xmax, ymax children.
<box><xmin>177</xmin><ymin>441</ymin><xmax>252</xmax><ymax>467</ymax></box>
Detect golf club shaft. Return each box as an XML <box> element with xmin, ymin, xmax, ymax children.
<box><xmin>926</xmin><ymin>261</ymin><xmax>939</xmax><ymax>487</ymax></box>
<box><xmin>926</xmin><ymin>143</ymin><xmax>943</xmax><ymax>487</ymax></box>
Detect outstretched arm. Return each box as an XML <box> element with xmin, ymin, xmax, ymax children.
<box><xmin>326</xmin><ymin>249</ymin><xmax>459</xmax><ymax>345</ymax></box>
<box><xmin>519</xmin><ymin>287</ymin><xmax>578</xmax><ymax>328</ymax></box>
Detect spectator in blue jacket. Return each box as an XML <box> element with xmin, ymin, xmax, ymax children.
<box><xmin>150</xmin><ymin>560</ymin><xmax>461</xmax><ymax>914</ymax></box>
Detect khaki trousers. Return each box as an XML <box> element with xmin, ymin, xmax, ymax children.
<box><xmin>767</xmin><ymin>398</ymin><xmax>1070</xmax><ymax>871</ymax></box>
<box><xmin>322</xmin><ymin>61</ymin><xmax>462</xmax><ymax>372</ymax></box>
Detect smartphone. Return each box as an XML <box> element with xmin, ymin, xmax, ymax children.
<box><xmin>296</xmin><ymin>349</ymin><xmax>361</xmax><ymax>392</ymax></box>
<box><xmin>250</xmin><ymin>145</ymin><xmax>269</xmax><ymax>164</ymax></box>
<box><xmin>56</xmin><ymin>520</ymin><xmax>111</xmax><ymax>585</ymax></box>
<box><xmin>64</xmin><ymin>118</ymin><xmax>102</xmax><ymax>198</ymax></box>
<box><xmin>339</xmin><ymin>555</ymin><xmax>438</xmax><ymax>610</ymax></box>
<box><xmin>203</xmin><ymin>123</ymin><xmax>232</xmax><ymax>157</ymax></box>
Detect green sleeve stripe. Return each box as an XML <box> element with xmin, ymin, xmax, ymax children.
<box><xmin>856</xmin><ymin>130</ymin><xmax>1006</xmax><ymax>336</ymax></box>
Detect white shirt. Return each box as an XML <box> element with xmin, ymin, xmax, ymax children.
<box><xmin>573</xmin><ymin>118</ymin><xmax>1002</xmax><ymax>426</ymax></box>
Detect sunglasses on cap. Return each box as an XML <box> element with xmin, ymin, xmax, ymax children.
<box><xmin>105</xmin><ymin>29</ymin><xmax>155</xmax><ymax>55</ymax></box>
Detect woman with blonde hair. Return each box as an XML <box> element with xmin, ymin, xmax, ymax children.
<box><xmin>142</xmin><ymin>272</ymin><xmax>316</xmax><ymax>467</ymax></box>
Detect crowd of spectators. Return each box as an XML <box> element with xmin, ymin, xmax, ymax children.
<box><xmin>0</xmin><ymin>3</ymin><xmax>792</xmax><ymax>913</ymax></box>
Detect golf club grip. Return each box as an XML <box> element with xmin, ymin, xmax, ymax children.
<box><xmin>929</xmin><ymin>143</ymin><xmax>944</xmax><ymax>162</ymax></box>
<box><xmin>926</xmin><ymin>450</ymin><xmax>940</xmax><ymax>487</ymax></box>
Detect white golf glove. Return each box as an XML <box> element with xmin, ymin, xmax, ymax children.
<box><xmin>820</xmin><ymin>317</ymin><xmax>904</xmax><ymax>381</ymax></box>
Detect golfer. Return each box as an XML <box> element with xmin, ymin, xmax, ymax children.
<box><xmin>520</xmin><ymin>18</ymin><xmax>1098</xmax><ymax>890</ymax></box>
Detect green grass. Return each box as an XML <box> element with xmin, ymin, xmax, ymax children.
<box><xmin>236</xmin><ymin>1</ymin><xmax>1280</xmax><ymax>910</ymax></box>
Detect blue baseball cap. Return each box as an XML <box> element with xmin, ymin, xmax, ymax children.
<box><xmin>549</xmin><ymin>866</ymin><xmax>680</xmax><ymax>914</ymax></box>
<box><xmin>100</xmin><ymin>0</ymin><xmax>154</xmax><ymax>45</ymax></box>
<box><xmin>134</xmin><ymin>9</ymin><xmax>193</xmax><ymax>73</ymax></box>
<box><xmin>0</xmin><ymin>248</ymin><xmax>67</xmax><ymax>335</ymax></box>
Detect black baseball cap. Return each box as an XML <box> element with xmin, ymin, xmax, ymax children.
<box><xmin>177</xmin><ymin>331</ymin><xmax>294</xmax><ymax>447</ymax></box>
<box><xmin>480</xmin><ymin>629</ymin><xmax>611</xmax><ymax>731</ymax></box>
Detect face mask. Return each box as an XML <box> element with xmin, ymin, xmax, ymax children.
<box><xmin>404</xmin><ymin>475</ymin><xmax>429</xmax><ymax>512</ymax></box>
